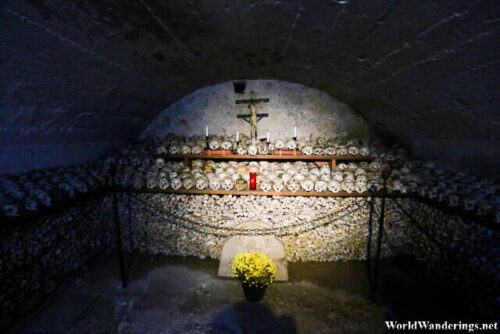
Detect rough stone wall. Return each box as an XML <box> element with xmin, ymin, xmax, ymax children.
<box><xmin>141</xmin><ymin>80</ymin><xmax>376</xmax><ymax>142</ymax></box>
<box><xmin>2</xmin><ymin>0</ymin><xmax>498</xmax><ymax>177</ymax></box>
<box><xmin>0</xmin><ymin>194</ymin><xmax>115</xmax><ymax>317</ymax></box>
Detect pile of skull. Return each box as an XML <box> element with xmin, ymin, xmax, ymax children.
<box><xmin>114</xmin><ymin>133</ymin><xmax>499</xmax><ymax>222</ymax></box>
<box><xmin>0</xmin><ymin>132</ymin><xmax>498</xmax><ymax>223</ymax></box>
<box><xmin>122</xmin><ymin>158</ymin><xmax>380</xmax><ymax>194</ymax></box>
<box><xmin>0</xmin><ymin>161</ymin><xmax>111</xmax><ymax>219</ymax></box>
<box><xmin>154</xmin><ymin>132</ymin><xmax>371</xmax><ymax>156</ymax></box>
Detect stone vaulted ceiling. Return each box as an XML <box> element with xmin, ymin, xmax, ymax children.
<box><xmin>0</xmin><ymin>0</ymin><xmax>499</xmax><ymax>176</ymax></box>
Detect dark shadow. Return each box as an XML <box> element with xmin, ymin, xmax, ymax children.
<box><xmin>209</xmin><ymin>301</ymin><xmax>297</xmax><ymax>334</ymax></box>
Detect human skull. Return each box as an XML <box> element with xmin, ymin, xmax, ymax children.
<box><xmin>257</xmin><ymin>142</ymin><xmax>269</xmax><ymax>155</ymax></box>
<box><xmin>247</xmin><ymin>144</ymin><xmax>258</xmax><ymax>155</ymax></box>
<box><xmin>494</xmin><ymin>206</ymin><xmax>500</xmax><ymax>224</ymax></box>
<box><xmin>236</xmin><ymin>145</ymin><xmax>247</xmax><ymax>155</ymax></box>
<box><xmin>359</xmin><ymin>146</ymin><xmax>370</xmax><ymax>156</ymax></box>
<box><xmin>348</xmin><ymin>146</ymin><xmax>359</xmax><ymax>155</ymax></box>
<box><xmin>446</xmin><ymin>194</ymin><xmax>460</xmax><ymax>207</ymax></box>
<box><xmin>314</xmin><ymin>180</ymin><xmax>327</xmax><ymax>192</ymax></box>
<box><xmin>272</xmin><ymin>179</ymin><xmax>284</xmax><ymax>192</ymax></box>
<box><xmin>156</xmin><ymin>145</ymin><xmax>167</xmax><ymax>154</ymax></box>
<box><xmin>343</xmin><ymin>172</ymin><xmax>355</xmax><ymax>183</ymax></box>
<box><xmin>285</xmin><ymin>139</ymin><xmax>297</xmax><ymax>150</ymax></box>
<box><xmin>332</xmin><ymin>171</ymin><xmax>343</xmax><ymax>182</ymax></box>
<box><xmin>158</xmin><ymin>178</ymin><xmax>170</xmax><ymax>190</ymax></box>
<box><xmin>168</xmin><ymin>144</ymin><xmax>180</xmax><ymax>155</ymax></box>
<box><xmin>182</xmin><ymin>177</ymin><xmax>194</xmax><ymax>190</ymax></box>
<box><xmin>195</xmin><ymin>177</ymin><xmax>208</xmax><ymax>190</ymax></box>
<box><xmin>132</xmin><ymin>176</ymin><xmax>145</xmax><ymax>189</ymax></box>
<box><xmin>301</xmin><ymin>178</ymin><xmax>314</xmax><ymax>192</ymax></box>
<box><xmin>146</xmin><ymin>177</ymin><xmax>157</xmax><ymax>189</ymax></box>
<box><xmin>427</xmin><ymin>187</ymin><xmax>439</xmax><ymax>199</ymax></box>
<box><xmin>328</xmin><ymin>180</ymin><xmax>341</xmax><ymax>193</ymax></box>
<box><xmin>337</xmin><ymin>146</ymin><xmax>348</xmax><ymax>156</ymax></box>
<box><xmin>281</xmin><ymin>173</ymin><xmax>291</xmax><ymax>184</ymax></box>
<box><xmin>155</xmin><ymin>158</ymin><xmax>165</xmax><ymax>169</ymax></box>
<box><xmin>181</xmin><ymin>145</ymin><xmax>192</xmax><ymax>155</ymax></box>
<box><xmin>313</xmin><ymin>146</ymin><xmax>324</xmax><ymax>156</ymax></box>
<box><xmin>476</xmin><ymin>201</ymin><xmax>492</xmax><ymax>216</ymax></box>
<box><xmin>320</xmin><ymin>165</ymin><xmax>331</xmax><ymax>176</ymax></box>
<box><xmin>222</xmin><ymin>177</ymin><xmax>234</xmax><ymax>191</ymax></box>
<box><xmin>221</xmin><ymin>140</ymin><xmax>232</xmax><ymax>150</ymax></box>
<box><xmin>171</xmin><ymin>177</ymin><xmax>183</xmax><ymax>190</ymax></box>
<box><xmin>287</xmin><ymin>178</ymin><xmax>301</xmax><ymax>192</ymax></box>
<box><xmin>341</xmin><ymin>181</ymin><xmax>354</xmax><ymax>193</ymax></box>
<box><xmin>461</xmin><ymin>197</ymin><xmax>477</xmax><ymax>211</ymax></box>
<box><xmin>2</xmin><ymin>203</ymin><xmax>20</xmax><ymax>217</ymax></box>
<box><xmin>356</xmin><ymin>174</ymin><xmax>368</xmax><ymax>183</ymax></box>
<box><xmin>274</xmin><ymin>138</ymin><xmax>286</xmax><ymax>150</ymax></box>
<box><xmin>235</xmin><ymin>178</ymin><xmax>247</xmax><ymax>191</ymax></box>
<box><xmin>354</xmin><ymin>181</ymin><xmax>367</xmax><ymax>193</ymax></box>
<box><xmin>71</xmin><ymin>180</ymin><xmax>88</xmax><ymax>194</ymax></box>
<box><xmin>324</xmin><ymin>146</ymin><xmax>336</xmax><ymax>155</ymax></box>
<box><xmin>191</xmin><ymin>145</ymin><xmax>203</xmax><ymax>154</ymax></box>
<box><xmin>209</xmin><ymin>177</ymin><xmax>221</xmax><ymax>190</ymax></box>
<box><xmin>24</xmin><ymin>197</ymin><xmax>39</xmax><ymax>211</ymax></box>
<box><xmin>302</xmin><ymin>145</ymin><xmax>313</xmax><ymax>156</ymax></box>
<box><xmin>208</xmin><ymin>139</ymin><xmax>220</xmax><ymax>150</ymax></box>
<box><xmin>231</xmin><ymin>172</ymin><xmax>240</xmax><ymax>182</ymax></box>
<box><xmin>316</xmin><ymin>137</ymin><xmax>327</xmax><ymax>146</ymax></box>
<box><xmin>259</xmin><ymin>178</ymin><xmax>272</xmax><ymax>192</ymax></box>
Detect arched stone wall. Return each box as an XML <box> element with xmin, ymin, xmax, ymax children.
<box><xmin>141</xmin><ymin>80</ymin><xmax>377</xmax><ymax>143</ymax></box>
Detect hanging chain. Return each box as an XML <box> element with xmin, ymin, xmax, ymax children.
<box><xmin>128</xmin><ymin>194</ymin><xmax>368</xmax><ymax>237</ymax></box>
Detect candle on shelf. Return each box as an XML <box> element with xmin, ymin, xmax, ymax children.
<box><xmin>267</xmin><ymin>132</ymin><xmax>270</xmax><ymax>143</ymax></box>
<box><xmin>249</xmin><ymin>172</ymin><xmax>257</xmax><ymax>190</ymax></box>
<box><xmin>205</xmin><ymin>126</ymin><xmax>208</xmax><ymax>137</ymax></box>
<box><xmin>236</xmin><ymin>131</ymin><xmax>239</xmax><ymax>142</ymax></box>
<box><xmin>293</xmin><ymin>127</ymin><xmax>297</xmax><ymax>138</ymax></box>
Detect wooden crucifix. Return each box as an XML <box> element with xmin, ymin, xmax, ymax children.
<box><xmin>236</xmin><ymin>91</ymin><xmax>269</xmax><ymax>140</ymax></box>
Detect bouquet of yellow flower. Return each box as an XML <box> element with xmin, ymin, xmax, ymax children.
<box><xmin>232</xmin><ymin>252</ymin><xmax>277</xmax><ymax>288</ymax></box>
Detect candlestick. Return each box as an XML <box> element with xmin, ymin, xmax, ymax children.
<box><xmin>294</xmin><ymin>127</ymin><xmax>297</xmax><ymax>138</ymax></box>
<box><xmin>236</xmin><ymin>131</ymin><xmax>239</xmax><ymax>142</ymax></box>
<box><xmin>267</xmin><ymin>132</ymin><xmax>270</xmax><ymax>143</ymax></box>
<box><xmin>205</xmin><ymin>126</ymin><xmax>208</xmax><ymax>137</ymax></box>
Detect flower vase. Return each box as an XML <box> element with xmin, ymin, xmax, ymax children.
<box><xmin>241</xmin><ymin>282</ymin><xmax>267</xmax><ymax>302</ymax></box>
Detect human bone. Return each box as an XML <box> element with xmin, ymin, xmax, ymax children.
<box><xmin>285</xmin><ymin>139</ymin><xmax>297</xmax><ymax>150</ymax></box>
<box><xmin>221</xmin><ymin>177</ymin><xmax>235</xmax><ymax>191</ymax></box>
<box><xmin>209</xmin><ymin>177</ymin><xmax>221</xmax><ymax>190</ymax></box>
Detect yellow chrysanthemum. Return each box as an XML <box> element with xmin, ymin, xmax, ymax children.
<box><xmin>232</xmin><ymin>252</ymin><xmax>276</xmax><ymax>287</ymax></box>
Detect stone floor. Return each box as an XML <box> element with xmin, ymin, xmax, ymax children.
<box><xmin>7</xmin><ymin>253</ymin><xmax>470</xmax><ymax>334</ymax></box>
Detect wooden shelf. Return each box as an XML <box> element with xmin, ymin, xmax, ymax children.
<box><xmin>120</xmin><ymin>188</ymin><xmax>411</xmax><ymax>198</ymax></box>
<box><xmin>157</xmin><ymin>154</ymin><xmax>375</xmax><ymax>168</ymax></box>
<box><xmin>157</xmin><ymin>154</ymin><xmax>374</xmax><ymax>161</ymax></box>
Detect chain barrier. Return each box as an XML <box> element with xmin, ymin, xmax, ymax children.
<box><xmin>128</xmin><ymin>193</ymin><xmax>368</xmax><ymax>237</ymax></box>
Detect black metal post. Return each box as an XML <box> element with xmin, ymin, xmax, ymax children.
<box><xmin>372</xmin><ymin>169</ymin><xmax>391</xmax><ymax>293</ymax></box>
<box><xmin>111</xmin><ymin>166</ymin><xmax>127</xmax><ymax>289</ymax></box>
<box><xmin>366</xmin><ymin>193</ymin><xmax>375</xmax><ymax>291</ymax></box>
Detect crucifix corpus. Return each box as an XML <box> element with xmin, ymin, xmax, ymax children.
<box><xmin>236</xmin><ymin>91</ymin><xmax>270</xmax><ymax>140</ymax></box>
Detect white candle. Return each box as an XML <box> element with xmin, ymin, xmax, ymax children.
<box><xmin>294</xmin><ymin>127</ymin><xmax>297</xmax><ymax>138</ymax></box>
<box><xmin>236</xmin><ymin>131</ymin><xmax>239</xmax><ymax>142</ymax></box>
<box><xmin>205</xmin><ymin>126</ymin><xmax>208</xmax><ymax>137</ymax></box>
<box><xmin>267</xmin><ymin>132</ymin><xmax>270</xmax><ymax>142</ymax></box>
